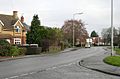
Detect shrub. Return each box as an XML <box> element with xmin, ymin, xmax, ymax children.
<box><xmin>0</xmin><ymin>39</ymin><xmax>11</xmax><ymax>56</ymax></box>
<box><xmin>10</xmin><ymin>46</ymin><xmax>20</xmax><ymax>56</ymax></box>
<box><xmin>19</xmin><ymin>47</ymin><xmax>27</xmax><ymax>55</ymax></box>
<box><xmin>0</xmin><ymin>45</ymin><xmax>11</xmax><ymax>56</ymax></box>
<box><xmin>48</xmin><ymin>46</ymin><xmax>61</xmax><ymax>53</ymax></box>
<box><xmin>0</xmin><ymin>39</ymin><xmax>10</xmax><ymax>46</ymax></box>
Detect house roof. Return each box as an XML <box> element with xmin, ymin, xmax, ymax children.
<box><xmin>0</xmin><ymin>34</ymin><xmax>12</xmax><ymax>39</ymax></box>
<box><xmin>0</xmin><ymin>14</ymin><xmax>18</xmax><ymax>30</ymax></box>
<box><xmin>22</xmin><ymin>22</ymin><xmax>30</xmax><ymax>31</ymax></box>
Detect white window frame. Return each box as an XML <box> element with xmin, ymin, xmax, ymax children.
<box><xmin>15</xmin><ymin>26</ymin><xmax>21</xmax><ymax>33</ymax></box>
<box><xmin>14</xmin><ymin>38</ymin><xmax>21</xmax><ymax>44</ymax></box>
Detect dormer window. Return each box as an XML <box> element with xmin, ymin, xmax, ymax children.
<box><xmin>15</xmin><ymin>26</ymin><xmax>21</xmax><ymax>33</ymax></box>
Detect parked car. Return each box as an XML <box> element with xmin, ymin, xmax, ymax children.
<box><xmin>85</xmin><ymin>43</ymin><xmax>91</xmax><ymax>48</ymax></box>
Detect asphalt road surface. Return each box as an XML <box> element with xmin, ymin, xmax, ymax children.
<box><xmin>0</xmin><ymin>47</ymin><xmax>119</xmax><ymax>79</ymax></box>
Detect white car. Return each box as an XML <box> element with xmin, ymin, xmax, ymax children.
<box><xmin>85</xmin><ymin>43</ymin><xmax>91</xmax><ymax>48</ymax></box>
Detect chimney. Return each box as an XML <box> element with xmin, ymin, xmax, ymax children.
<box><xmin>21</xmin><ymin>16</ymin><xmax>24</xmax><ymax>23</ymax></box>
<box><xmin>13</xmin><ymin>11</ymin><xmax>18</xmax><ymax>19</ymax></box>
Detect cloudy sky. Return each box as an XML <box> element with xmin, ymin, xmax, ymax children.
<box><xmin>0</xmin><ymin>0</ymin><xmax>120</xmax><ymax>35</ymax></box>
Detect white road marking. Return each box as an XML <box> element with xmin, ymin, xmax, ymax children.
<box><xmin>20</xmin><ymin>73</ymin><xmax>29</xmax><ymax>76</ymax></box>
<box><xmin>68</xmin><ymin>63</ymin><xmax>74</xmax><ymax>66</ymax></box>
<box><xmin>29</xmin><ymin>72</ymin><xmax>36</xmax><ymax>75</ymax></box>
<box><xmin>4</xmin><ymin>63</ymin><xmax>76</xmax><ymax>79</ymax></box>
<box><xmin>63</xmin><ymin>64</ymin><xmax>69</xmax><ymax>66</ymax></box>
<box><xmin>58</xmin><ymin>65</ymin><xmax>64</xmax><ymax>68</ymax></box>
<box><xmin>46</xmin><ymin>67</ymin><xmax>52</xmax><ymax>70</ymax></box>
<box><xmin>52</xmin><ymin>67</ymin><xmax>57</xmax><ymax>69</ymax></box>
<box><xmin>9</xmin><ymin>76</ymin><xmax>19</xmax><ymax>79</ymax></box>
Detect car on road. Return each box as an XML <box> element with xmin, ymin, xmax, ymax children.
<box><xmin>85</xmin><ymin>43</ymin><xmax>91</xmax><ymax>48</ymax></box>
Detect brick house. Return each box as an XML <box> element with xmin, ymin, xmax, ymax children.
<box><xmin>0</xmin><ymin>11</ymin><xmax>29</xmax><ymax>45</ymax></box>
<box><xmin>92</xmin><ymin>37</ymin><xmax>104</xmax><ymax>46</ymax></box>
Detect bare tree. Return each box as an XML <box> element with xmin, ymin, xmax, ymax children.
<box><xmin>62</xmin><ymin>19</ymin><xmax>88</xmax><ymax>46</ymax></box>
<box><xmin>101</xmin><ymin>27</ymin><xmax>118</xmax><ymax>46</ymax></box>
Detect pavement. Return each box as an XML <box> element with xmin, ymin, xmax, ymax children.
<box><xmin>79</xmin><ymin>48</ymin><xmax>120</xmax><ymax>76</ymax></box>
<box><xmin>0</xmin><ymin>47</ymin><xmax>77</xmax><ymax>62</ymax></box>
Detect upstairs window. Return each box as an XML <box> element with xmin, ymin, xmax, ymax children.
<box><xmin>15</xmin><ymin>26</ymin><xmax>21</xmax><ymax>33</ymax></box>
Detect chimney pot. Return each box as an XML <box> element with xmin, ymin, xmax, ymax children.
<box><xmin>21</xmin><ymin>16</ymin><xmax>24</xmax><ymax>23</ymax></box>
<box><xmin>13</xmin><ymin>11</ymin><xmax>18</xmax><ymax>19</ymax></box>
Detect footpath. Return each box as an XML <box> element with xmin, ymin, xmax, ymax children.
<box><xmin>0</xmin><ymin>47</ymin><xmax>77</xmax><ymax>62</ymax></box>
<box><xmin>79</xmin><ymin>48</ymin><xmax>120</xmax><ymax>76</ymax></box>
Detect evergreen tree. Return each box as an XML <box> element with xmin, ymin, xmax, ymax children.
<box><xmin>91</xmin><ymin>30</ymin><xmax>98</xmax><ymax>37</ymax></box>
<box><xmin>26</xmin><ymin>14</ymin><xmax>64</xmax><ymax>52</ymax></box>
<box><xmin>26</xmin><ymin>15</ymin><xmax>43</xmax><ymax>46</ymax></box>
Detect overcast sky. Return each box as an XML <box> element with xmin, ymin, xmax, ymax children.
<box><xmin>0</xmin><ymin>0</ymin><xmax>120</xmax><ymax>35</ymax></box>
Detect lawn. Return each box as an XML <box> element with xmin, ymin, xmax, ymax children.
<box><xmin>103</xmin><ymin>56</ymin><xmax>120</xmax><ymax>67</ymax></box>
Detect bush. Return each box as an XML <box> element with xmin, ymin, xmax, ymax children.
<box><xmin>0</xmin><ymin>39</ymin><xmax>10</xmax><ymax>46</ymax></box>
<box><xmin>48</xmin><ymin>46</ymin><xmax>61</xmax><ymax>53</ymax></box>
<box><xmin>19</xmin><ymin>47</ymin><xmax>27</xmax><ymax>55</ymax></box>
<box><xmin>10</xmin><ymin>46</ymin><xmax>20</xmax><ymax>56</ymax></box>
<box><xmin>0</xmin><ymin>39</ymin><xmax>26</xmax><ymax>56</ymax></box>
<box><xmin>0</xmin><ymin>45</ymin><xmax>11</xmax><ymax>56</ymax></box>
<box><xmin>0</xmin><ymin>39</ymin><xmax>11</xmax><ymax>56</ymax></box>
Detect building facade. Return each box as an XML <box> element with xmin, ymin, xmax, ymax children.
<box><xmin>0</xmin><ymin>11</ymin><xmax>29</xmax><ymax>45</ymax></box>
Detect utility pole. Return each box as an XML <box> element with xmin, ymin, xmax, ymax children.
<box><xmin>111</xmin><ymin>0</ymin><xmax>114</xmax><ymax>56</ymax></box>
<box><xmin>72</xmin><ymin>13</ymin><xmax>83</xmax><ymax>47</ymax></box>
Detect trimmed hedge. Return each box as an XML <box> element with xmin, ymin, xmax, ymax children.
<box><xmin>26</xmin><ymin>47</ymin><xmax>42</xmax><ymax>55</ymax></box>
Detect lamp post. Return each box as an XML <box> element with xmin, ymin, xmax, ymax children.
<box><xmin>73</xmin><ymin>13</ymin><xmax>83</xmax><ymax>47</ymax></box>
<box><xmin>97</xmin><ymin>32</ymin><xmax>99</xmax><ymax>46</ymax></box>
<box><xmin>111</xmin><ymin>0</ymin><xmax>113</xmax><ymax>56</ymax></box>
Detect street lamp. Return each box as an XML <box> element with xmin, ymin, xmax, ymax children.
<box><xmin>111</xmin><ymin>0</ymin><xmax>113</xmax><ymax>56</ymax></box>
<box><xmin>73</xmin><ymin>13</ymin><xmax>83</xmax><ymax>47</ymax></box>
<box><xmin>97</xmin><ymin>32</ymin><xmax>100</xmax><ymax>46</ymax></box>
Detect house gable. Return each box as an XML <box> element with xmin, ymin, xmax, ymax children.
<box><xmin>0</xmin><ymin>20</ymin><xmax>4</xmax><ymax>32</ymax></box>
<box><xmin>13</xmin><ymin>20</ymin><xmax>24</xmax><ymax>28</ymax></box>
<box><xmin>0</xmin><ymin>20</ymin><xmax>4</xmax><ymax>26</ymax></box>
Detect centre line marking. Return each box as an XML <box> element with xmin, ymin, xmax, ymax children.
<box><xmin>20</xmin><ymin>73</ymin><xmax>29</xmax><ymax>76</ymax></box>
<box><xmin>9</xmin><ymin>76</ymin><xmax>19</xmax><ymax>79</ymax></box>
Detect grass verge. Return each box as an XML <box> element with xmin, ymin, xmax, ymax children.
<box><xmin>103</xmin><ymin>56</ymin><xmax>120</xmax><ymax>67</ymax></box>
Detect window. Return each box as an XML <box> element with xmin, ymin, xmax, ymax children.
<box><xmin>15</xmin><ymin>26</ymin><xmax>21</xmax><ymax>33</ymax></box>
<box><xmin>14</xmin><ymin>38</ymin><xmax>21</xmax><ymax>45</ymax></box>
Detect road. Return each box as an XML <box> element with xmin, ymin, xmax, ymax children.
<box><xmin>0</xmin><ymin>47</ymin><xmax>119</xmax><ymax>79</ymax></box>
